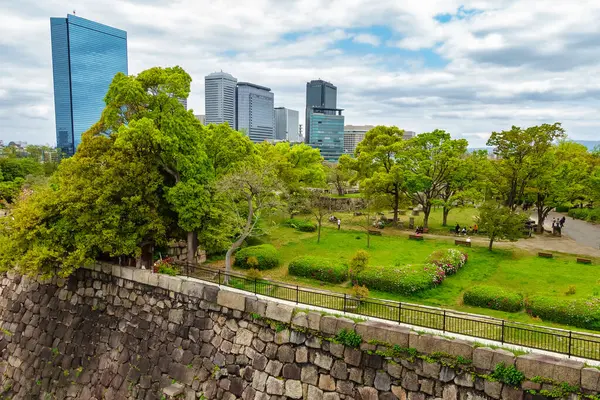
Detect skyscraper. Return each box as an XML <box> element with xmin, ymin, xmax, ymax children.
<box><xmin>274</xmin><ymin>107</ymin><xmax>299</xmax><ymax>142</ymax></box>
<box><xmin>204</xmin><ymin>72</ymin><xmax>237</xmax><ymax>127</ymax></box>
<box><xmin>50</xmin><ymin>14</ymin><xmax>128</xmax><ymax>157</ymax></box>
<box><xmin>305</xmin><ymin>79</ymin><xmax>337</xmax><ymax>143</ymax></box>
<box><xmin>236</xmin><ymin>82</ymin><xmax>274</xmax><ymax>143</ymax></box>
<box><xmin>309</xmin><ymin>108</ymin><xmax>344</xmax><ymax>161</ymax></box>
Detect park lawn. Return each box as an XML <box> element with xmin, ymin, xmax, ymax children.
<box><xmin>329</xmin><ymin>193</ymin><xmax>363</xmax><ymax>198</ymax></box>
<box><xmin>232</xmin><ymin>223</ymin><xmax>600</xmax><ymax>332</ymax></box>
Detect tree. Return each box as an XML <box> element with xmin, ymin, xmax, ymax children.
<box><xmin>325</xmin><ymin>161</ymin><xmax>354</xmax><ymax>196</ymax></box>
<box><xmin>486</xmin><ymin>123</ymin><xmax>566</xmax><ymax>210</ymax></box>
<box><xmin>527</xmin><ymin>141</ymin><xmax>590</xmax><ymax>232</ymax></box>
<box><xmin>219</xmin><ymin>161</ymin><xmax>281</xmax><ymax>276</ymax></box>
<box><xmin>437</xmin><ymin>150</ymin><xmax>485</xmax><ymax>226</ymax></box>
<box><xmin>351</xmin><ymin>126</ymin><xmax>407</xmax><ymax>223</ymax></box>
<box><xmin>306</xmin><ymin>191</ymin><xmax>332</xmax><ymax>243</ymax></box>
<box><xmin>349</xmin><ymin>193</ymin><xmax>387</xmax><ymax>248</ymax></box>
<box><xmin>476</xmin><ymin>202</ymin><xmax>528</xmax><ymax>251</ymax></box>
<box><xmin>400</xmin><ymin>130</ymin><xmax>468</xmax><ymax>228</ymax></box>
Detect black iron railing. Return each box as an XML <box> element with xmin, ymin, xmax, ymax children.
<box><xmin>173</xmin><ymin>262</ymin><xmax>600</xmax><ymax>361</ymax></box>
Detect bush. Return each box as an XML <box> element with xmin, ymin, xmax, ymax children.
<box><xmin>283</xmin><ymin>218</ymin><xmax>317</xmax><ymax>232</ymax></box>
<box><xmin>288</xmin><ymin>256</ymin><xmax>348</xmax><ymax>283</ymax></box>
<box><xmin>157</xmin><ymin>264</ymin><xmax>179</xmax><ymax>276</ymax></box>
<box><xmin>527</xmin><ymin>296</ymin><xmax>600</xmax><ymax>330</ymax></box>
<box><xmin>349</xmin><ymin>250</ymin><xmax>369</xmax><ymax>279</ymax></box>
<box><xmin>490</xmin><ymin>363</ymin><xmax>525</xmax><ymax>387</ymax></box>
<box><xmin>351</xmin><ymin>284</ymin><xmax>370</xmax><ymax>299</ymax></box>
<box><xmin>355</xmin><ymin>264</ymin><xmax>442</xmax><ymax>295</ymax></box>
<box><xmin>463</xmin><ymin>285</ymin><xmax>523</xmax><ymax>312</ymax></box>
<box><xmin>555</xmin><ymin>206</ymin><xmax>570</xmax><ymax>213</ymax></box>
<box><xmin>428</xmin><ymin>248</ymin><xmax>468</xmax><ymax>276</ymax></box>
<box><xmin>568</xmin><ymin>208</ymin><xmax>600</xmax><ymax>222</ymax></box>
<box><xmin>246</xmin><ymin>268</ymin><xmax>262</xmax><ymax>280</ymax></box>
<box><xmin>234</xmin><ymin>244</ymin><xmax>280</xmax><ymax>270</ymax></box>
<box><xmin>335</xmin><ymin>328</ymin><xmax>362</xmax><ymax>348</ymax></box>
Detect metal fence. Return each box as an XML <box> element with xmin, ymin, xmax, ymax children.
<box><xmin>173</xmin><ymin>263</ymin><xmax>600</xmax><ymax>361</ymax></box>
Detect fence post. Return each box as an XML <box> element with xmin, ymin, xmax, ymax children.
<box><xmin>296</xmin><ymin>286</ymin><xmax>299</xmax><ymax>304</ymax></box>
<box><xmin>254</xmin><ymin>278</ymin><xmax>257</xmax><ymax>295</ymax></box>
<box><xmin>442</xmin><ymin>310</ymin><xmax>446</xmax><ymax>332</ymax></box>
<box><xmin>568</xmin><ymin>331</ymin><xmax>572</xmax><ymax>358</ymax></box>
<box><xmin>398</xmin><ymin>303</ymin><xmax>402</xmax><ymax>324</ymax></box>
<box><xmin>501</xmin><ymin>320</ymin><xmax>505</xmax><ymax>344</ymax></box>
<box><xmin>343</xmin><ymin>294</ymin><xmax>347</xmax><ymax>313</ymax></box>
<box><xmin>217</xmin><ymin>270</ymin><xmax>221</xmax><ymax>286</ymax></box>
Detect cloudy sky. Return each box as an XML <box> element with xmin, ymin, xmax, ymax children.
<box><xmin>2</xmin><ymin>0</ymin><xmax>600</xmax><ymax>147</ymax></box>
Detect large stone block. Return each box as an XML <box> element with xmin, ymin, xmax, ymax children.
<box><xmin>284</xmin><ymin>380</ymin><xmax>302</xmax><ymax>399</ymax></box>
<box><xmin>582</xmin><ymin>367</ymin><xmax>600</xmax><ymax>392</ymax></box>
<box><xmin>307</xmin><ymin>312</ymin><xmax>322</xmax><ymax>331</ymax></box>
<box><xmin>516</xmin><ymin>354</ymin><xmax>576</xmax><ymax>382</ymax></box>
<box><xmin>121</xmin><ymin>267</ymin><xmax>134</xmax><ymax>281</ymax></box>
<box><xmin>336</xmin><ymin>317</ymin><xmax>355</xmax><ymax>334</ymax></box>
<box><xmin>217</xmin><ymin>290</ymin><xmax>246</xmax><ymax>312</ymax></box>
<box><xmin>445</xmin><ymin>339</ymin><xmax>473</xmax><ymax>359</ymax></box>
<box><xmin>355</xmin><ymin>321</ymin><xmax>389</xmax><ymax>343</ymax></box>
<box><xmin>552</xmin><ymin>358</ymin><xmax>584</xmax><ymax>386</ymax></box>
<box><xmin>320</xmin><ymin>316</ymin><xmax>338</xmax><ymax>335</ymax></box>
<box><xmin>386</xmin><ymin>325</ymin><xmax>410</xmax><ymax>347</ymax></box>
<box><xmin>181</xmin><ymin>280</ymin><xmax>204</xmax><ymax>298</ymax></box>
<box><xmin>132</xmin><ymin>269</ymin><xmax>150</xmax><ymax>286</ymax></box>
<box><xmin>265</xmin><ymin>302</ymin><xmax>293</xmax><ymax>324</ymax></box>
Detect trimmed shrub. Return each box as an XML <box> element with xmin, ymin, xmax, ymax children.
<box><xmin>463</xmin><ymin>285</ymin><xmax>523</xmax><ymax>312</ymax></box>
<box><xmin>428</xmin><ymin>248</ymin><xmax>468</xmax><ymax>276</ymax></box>
<box><xmin>355</xmin><ymin>264</ymin><xmax>442</xmax><ymax>295</ymax></box>
<box><xmin>527</xmin><ymin>296</ymin><xmax>600</xmax><ymax>330</ymax></box>
<box><xmin>349</xmin><ymin>250</ymin><xmax>369</xmax><ymax>279</ymax></box>
<box><xmin>555</xmin><ymin>205</ymin><xmax>570</xmax><ymax>213</ymax></box>
<box><xmin>288</xmin><ymin>256</ymin><xmax>348</xmax><ymax>283</ymax></box>
<box><xmin>234</xmin><ymin>244</ymin><xmax>280</xmax><ymax>270</ymax></box>
<box><xmin>282</xmin><ymin>218</ymin><xmax>317</xmax><ymax>232</ymax></box>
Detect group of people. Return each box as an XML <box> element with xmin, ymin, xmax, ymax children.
<box><xmin>552</xmin><ymin>216</ymin><xmax>566</xmax><ymax>236</ymax></box>
<box><xmin>329</xmin><ymin>215</ymin><xmax>342</xmax><ymax>230</ymax></box>
<box><xmin>455</xmin><ymin>223</ymin><xmax>478</xmax><ymax>236</ymax></box>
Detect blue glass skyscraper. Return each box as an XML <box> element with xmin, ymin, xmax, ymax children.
<box><xmin>50</xmin><ymin>15</ymin><xmax>128</xmax><ymax>156</ymax></box>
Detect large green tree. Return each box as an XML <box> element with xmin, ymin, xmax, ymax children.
<box><xmin>350</xmin><ymin>126</ymin><xmax>407</xmax><ymax>223</ymax></box>
<box><xmin>400</xmin><ymin>130</ymin><xmax>468</xmax><ymax>228</ymax></box>
<box><xmin>486</xmin><ymin>123</ymin><xmax>566</xmax><ymax>210</ymax></box>
<box><xmin>477</xmin><ymin>201</ymin><xmax>528</xmax><ymax>251</ymax></box>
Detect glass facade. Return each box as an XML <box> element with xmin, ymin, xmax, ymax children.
<box><xmin>274</xmin><ymin>107</ymin><xmax>299</xmax><ymax>142</ymax></box>
<box><xmin>305</xmin><ymin>79</ymin><xmax>337</xmax><ymax>143</ymax></box>
<box><xmin>50</xmin><ymin>14</ymin><xmax>128</xmax><ymax>156</ymax></box>
<box><xmin>309</xmin><ymin>110</ymin><xmax>344</xmax><ymax>162</ymax></box>
<box><xmin>236</xmin><ymin>83</ymin><xmax>274</xmax><ymax>143</ymax></box>
<box><xmin>205</xmin><ymin>72</ymin><xmax>237</xmax><ymax>127</ymax></box>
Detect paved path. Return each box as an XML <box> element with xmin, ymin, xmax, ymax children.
<box><xmin>543</xmin><ymin>211</ymin><xmax>600</xmax><ymax>250</ymax></box>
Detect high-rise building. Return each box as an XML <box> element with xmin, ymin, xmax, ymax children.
<box><xmin>50</xmin><ymin>14</ymin><xmax>128</xmax><ymax>157</ymax></box>
<box><xmin>194</xmin><ymin>115</ymin><xmax>206</xmax><ymax>125</ymax></box>
<box><xmin>308</xmin><ymin>108</ymin><xmax>344</xmax><ymax>161</ymax></box>
<box><xmin>274</xmin><ymin>107</ymin><xmax>299</xmax><ymax>142</ymax></box>
<box><xmin>236</xmin><ymin>82</ymin><xmax>274</xmax><ymax>143</ymax></box>
<box><xmin>178</xmin><ymin>98</ymin><xmax>188</xmax><ymax>111</ymax></box>
<box><xmin>305</xmin><ymin>79</ymin><xmax>337</xmax><ymax>144</ymax></box>
<box><xmin>343</xmin><ymin>125</ymin><xmax>416</xmax><ymax>155</ymax></box>
<box><xmin>204</xmin><ymin>71</ymin><xmax>237</xmax><ymax>127</ymax></box>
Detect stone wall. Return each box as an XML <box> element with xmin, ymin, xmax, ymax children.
<box><xmin>0</xmin><ymin>264</ymin><xmax>599</xmax><ymax>400</ymax></box>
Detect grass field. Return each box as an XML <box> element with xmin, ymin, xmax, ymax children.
<box><xmin>225</xmin><ymin>211</ymin><xmax>600</xmax><ymax>332</ymax></box>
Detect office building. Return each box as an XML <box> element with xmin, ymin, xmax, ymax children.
<box><xmin>194</xmin><ymin>115</ymin><xmax>206</xmax><ymax>125</ymax></box>
<box><xmin>274</xmin><ymin>107</ymin><xmax>300</xmax><ymax>142</ymax></box>
<box><xmin>305</xmin><ymin>79</ymin><xmax>337</xmax><ymax>143</ymax></box>
<box><xmin>178</xmin><ymin>98</ymin><xmax>188</xmax><ymax>111</ymax></box>
<box><xmin>236</xmin><ymin>82</ymin><xmax>274</xmax><ymax>142</ymax></box>
<box><xmin>343</xmin><ymin>125</ymin><xmax>416</xmax><ymax>155</ymax></box>
<box><xmin>308</xmin><ymin>107</ymin><xmax>344</xmax><ymax>161</ymax></box>
<box><xmin>205</xmin><ymin>71</ymin><xmax>237</xmax><ymax>127</ymax></box>
<box><xmin>50</xmin><ymin>14</ymin><xmax>128</xmax><ymax>157</ymax></box>
<box><xmin>403</xmin><ymin>130</ymin><xmax>416</xmax><ymax>140</ymax></box>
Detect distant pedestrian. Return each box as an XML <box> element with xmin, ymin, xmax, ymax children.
<box><xmin>473</xmin><ymin>223</ymin><xmax>478</xmax><ymax>234</ymax></box>
<box><xmin>455</xmin><ymin>223</ymin><xmax>460</xmax><ymax>235</ymax></box>
<box><xmin>461</xmin><ymin>227</ymin><xmax>467</xmax><ymax>236</ymax></box>
<box><xmin>560</xmin><ymin>216</ymin><xmax>566</xmax><ymax>228</ymax></box>
<box><xmin>337</xmin><ymin>218</ymin><xmax>341</xmax><ymax>230</ymax></box>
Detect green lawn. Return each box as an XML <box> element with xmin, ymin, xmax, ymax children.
<box><xmin>230</xmin><ymin>221</ymin><xmax>600</xmax><ymax>332</ymax></box>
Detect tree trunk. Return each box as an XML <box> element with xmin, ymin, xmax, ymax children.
<box><xmin>187</xmin><ymin>231</ymin><xmax>197</xmax><ymax>267</ymax></box>
<box><xmin>537</xmin><ymin>205</ymin><xmax>545</xmax><ymax>234</ymax></box>
<box><xmin>442</xmin><ymin>207</ymin><xmax>450</xmax><ymax>226</ymax></box>
<box><xmin>317</xmin><ymin>221</ymin><xmax>322</xmax><ymax>243</ymax></box>
<box><xmin>422</xmin><ymin>203</ymin><xmax>432</xmax><ymax>228</ymax></box>
<box><xmin>224</xmin><ymin>194</ymin><xmax>254</xmax><ymax>283</ymax></box>
<box><xmin>488</xmin><ymin>237</ymin><xmax>494</xmax><ymax>251</ymax></box>
<box><xmin>336</xmin><ymin>182</ymin><xmax>344</xmax><ymax>196</ymax></box>
<box><xmin>393</xmin><ymin>190</ymin><xmax>399</xmax><ymax>223</ymax></box>
<box><xmin>366</xmin><ymin>214</ymin><xmax>370</xmax><ymax>248</ymax></box>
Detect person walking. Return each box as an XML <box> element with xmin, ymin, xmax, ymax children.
<box><xmin>337</xmin><ymin>218</ymin><xmax>341</xmax><ymax>230</ymax></box>
<box><xmin>473</xmin><ymin>223</ymin><xmax>478</xmax><ymax>234</ymax></box>
<box><xmin>560</xmin><ymin>216</ymin><xmax>566</xmax><ymax>228</ymax></box>
<box><xmin>455</xmin><ymin>223</ymin><xmax>460</xmax><ymax>235</ymax></box>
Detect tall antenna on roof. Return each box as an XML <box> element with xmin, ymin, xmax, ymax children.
<box><xmin>73</xmin><ymin>10</ymin><xmax>76</xmax><ymax>15</ymax></box>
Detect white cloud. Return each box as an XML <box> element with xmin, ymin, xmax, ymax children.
<box><xmin>1</xmin><ymin>0</ymin><xmax>600</xmax><ymax>148</ymax></box>
<box><xmin>353</xmin><ymin>33</ymin><xmax>381</xmax><ymax>46</ymax></box>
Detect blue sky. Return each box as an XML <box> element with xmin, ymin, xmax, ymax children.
<box><xmin>2</xmin><ymin>0</ymin><xmax>600</xmax><ymax>147</ymax></box>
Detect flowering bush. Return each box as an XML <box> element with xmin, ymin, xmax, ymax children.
<box><xmin>428</xmin><ymin>248</ymin><xmax>468</xmax><ymax>276</ymax></box>
<box><xmin>526</xmin><ymin>296</ymin><xmax>600</xmax><ymax>330</ymax></box>
<box><xmin>153</xmin><ymin>257</ymin><xmax>178</xmax><ymax>275</ymax></box>
<box><xmin>288</xmin><ymin>256</ymin><xmax>348</xmax><ymax>283</ymax></box>
<box><xmin>234</xmin><ymin>244</ymin><xmax>280</xmax><ymax>270</ymax></box>
<box><xmin>463</xmin><ymin>285</ymin><xmax>523</xmax><ymax>312</ymax></box>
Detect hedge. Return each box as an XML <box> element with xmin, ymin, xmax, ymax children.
<box><xmin>568</xmin><ymin>208</ymin><xmax>600</xmax><ymax>223</ymax></box>
<box><xmin>288</xmin><ymin>256</ymin><xmax>348</xmax><ymax>283</ymax></box>
<box><xmin>355</xmin><ymin>264</ymin><xmax>440</xmax><ymax>295</ymax></box>
<box><xmin>428</xmin><ymin>248</ymin><xmax>468</xmax><ymax>276</ymax></box>
<box><xmin>234</xmin><ymin>244</ymin><xmax>280</xmax><ymax>270</ymax></box>
<box><xmin>527</xmin><ymin>296</ymin><xmax>600</xmax><ymax>330</ymax></box>
<box><xmin>463</xmin><ymin>285</ymin><xmax>523</xmax><ymax>312</ymax></box>
<box><xmin>283</xmin><ymin>218</ymin><xmax>317</xmax><ymax>232</ymax></box>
